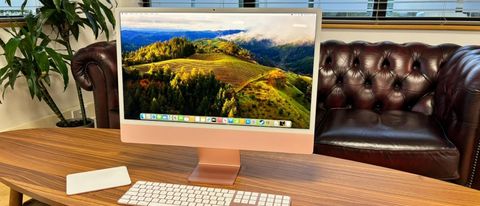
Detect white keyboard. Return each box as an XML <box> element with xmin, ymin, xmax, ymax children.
<box><xmin>118</xmin><ymin>181</ymin><xmax>292</xmax><ymax>206</ymax></box>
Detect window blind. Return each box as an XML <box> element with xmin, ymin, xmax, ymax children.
<box><xmin>138</xmin><ymin>0</ymin><xmax>480</xmax><ymax>24</ymax></box>
<box><xmin>0</xmin><ymin>0</ymin><xmax>40</xmax><ymax>19</ymax></box>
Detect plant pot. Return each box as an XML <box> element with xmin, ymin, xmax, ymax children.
<box><xmin>56</xmin><ymin>118</ymin><xmax>95</xmax><ymax>128</ymax></box>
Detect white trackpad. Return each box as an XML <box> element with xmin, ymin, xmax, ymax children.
<box><xmin>66</xmin><ymin>166</ymin><xmax>131</xmax><ymax>195</ymax></box>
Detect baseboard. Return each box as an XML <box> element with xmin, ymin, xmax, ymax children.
<box><xmin>2</xmin><ymin>102</ymin><xmax>96</xmax><ymax>132</ymax></box>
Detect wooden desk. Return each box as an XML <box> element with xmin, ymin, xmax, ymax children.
<box><xmin>0</xmin><ymin>128</ymin><xmax>479</xmax><ymax>205</ymax></box>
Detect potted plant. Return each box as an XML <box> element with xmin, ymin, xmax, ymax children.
<box><xmin>0</xmin><ymin>15</ymin><xmax>72</xmax><ymax>126</ymax></box>
<box><xmin>1</xmin><ymin>0</ymin><xmax>116</xmax><ymax>127</ymax></box>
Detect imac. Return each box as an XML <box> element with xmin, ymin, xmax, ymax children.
<box><xmin>117</xmin><ymin>8</ymin><xmax>321</xmax><ymax>185</ymax></box>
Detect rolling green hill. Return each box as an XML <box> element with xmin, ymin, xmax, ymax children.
<box><xmin>123</xmin><ymin>41</ymin><xmax>313</xmax><ymax>128</ymax></box>
<box><xmin>127</xmin><ymin>53</ymin><xmax>274</xmax><ymax>88</ymax></box>
<box><xmin>237</xmin><ymin>79</ymin><xmax>311</xmax><ymax>129</ymax></box>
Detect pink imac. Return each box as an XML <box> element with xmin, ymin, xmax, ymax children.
<box><xmin>116</xmin><ymin>8</ymin><xmax>321</xmax><ymax>185</ymax></box>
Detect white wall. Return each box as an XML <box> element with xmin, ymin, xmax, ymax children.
<box><xmin>0</xmin><ymin>1</ymin><xmax>478</xmax><ymax>131</ymax></box>
<box><xmin>119</xmin><ymin>1</ymin><xmax>139</xmax><ymax>7</ymax></box>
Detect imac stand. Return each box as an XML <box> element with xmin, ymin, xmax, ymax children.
<box><xmin>188</xmin><ymin>148</ymin><xmax>241</xmax><ymax>185</ymax></box>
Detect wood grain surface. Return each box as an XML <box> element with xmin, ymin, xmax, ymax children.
<box><xmin>0</xmin><ymin>128</ymin><xmax>478</xmax><ymax>206</ymax></box>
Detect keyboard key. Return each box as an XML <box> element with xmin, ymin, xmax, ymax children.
<box><xmin>128</xmin><ymin>200</ymin><xmax>139</xmax><ymax>205</ymax></box>
<box><xmin>137</xmin><ymin>201</ymin><xmax>149</xmax><ymax>206</ymax></box>
<box><xmin>118</xmin><ymin>198</ymin><xmax>129</xmax><ymax>204</ymax></box>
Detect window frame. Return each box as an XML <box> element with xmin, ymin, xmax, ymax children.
<box><xmin>140</xmin><ymin>0</ymin><xmax>480</xmax><ymax>26</ymax></box>
<box><xmin>0</xmin><ymin>0</ymin><xmax>40</xmax><ymax>26</ymax></box>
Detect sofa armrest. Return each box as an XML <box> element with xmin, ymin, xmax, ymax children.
<box><xmin>434</xmin><ymin>45</ymin><xmax>480</xmax><ymax>189</ymax></box>
<box><xmin>71</xmin><ymin>41</ymin><xmax>119</xmax><ymax>129</ymax></box>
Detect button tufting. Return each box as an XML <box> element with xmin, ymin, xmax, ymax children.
<box><xmin>393</xmin><ymin>79</ymin><xmax>402</xmax><ymax>90</ymax></box>
<box><xmin>374</xmin><ymin>101</ymin><xmax>383</xmax><ymax>112</ymax></box>
<box><xmin>382</xmin><ymin>59</ymin><xmax>390</xmax><ymax>70</ymax></box>
<box><xmin>364</xmin><ymin>79</ymin><xmax>372</xmax><ymax>88</ymax></box>
<box><xmin>325</xmin><ymin>56</ymin><xmax>333</xmax><ymax>65</ymax></box>
<box><xmin>336</xmin><ymin>76</ymin><xmax>344</xmax><ymax>85</ymax></box>
<box><xmin>353</xmin><ymin>58</ymin><xmax>360</xmax><ymax>67</ymax></box>
<box><xmin>412</xmin><ymin>60</ymin><xmax>421</xmax><ymax>71</ymax></box>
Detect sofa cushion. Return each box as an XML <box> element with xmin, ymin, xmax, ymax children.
<box><xmin>315</xmin><ymin>109</ymin><xmax>460</xmax><ymax>180</ymax></box>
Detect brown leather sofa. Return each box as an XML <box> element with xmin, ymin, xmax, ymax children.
<box><xmin>71</xmin><ymin>40</ymin><xmax>480</xmax><ymax>189</ymax></box>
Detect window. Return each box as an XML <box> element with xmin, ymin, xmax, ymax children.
<box><xmin>387</xmin><ymin>0</ymin><xmax>480</xmax><ymax>18</ymax></box>
<box><xmin>141</xmin><ymin>0</ymin><xmax>480</xmax><ymax>24</ymax></box>
<box><xmin>0</xmin><ymin>0</ymin><xmax>40</xmax><ymax>19</ymax></box>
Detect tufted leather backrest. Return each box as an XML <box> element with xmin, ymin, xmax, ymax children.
<box><xmin>318</xmin><ymin>40</ymin><xmax>460</xmax><ymax>115</ymax></box>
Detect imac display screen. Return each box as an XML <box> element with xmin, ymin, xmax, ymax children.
<box><xmin>120</xmin><ymin>12</ymin><xmax>317</xmax><ymax>129</ymax></box>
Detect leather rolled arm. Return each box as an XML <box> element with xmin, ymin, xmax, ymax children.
<box><xmin>71</xmin><ymin>41</ymin><xmax>119</xmax><ymax>128</ymax></box>
<box><xmin>434</xmin><ymin>45</ymin><xmax>480</xmax><ymax>189</ymax></box>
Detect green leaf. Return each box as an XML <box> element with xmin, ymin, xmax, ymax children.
<box><xmin>5</xmin><ymin>0</ymin><xmax>11</xmax><ymax>6</ymax></box>
<box><xmin>83</xmin><ymin>10</ymin><xmax>99</xmax><ymax>38</ymax></box>
<box><xmin>34</xmin><ymin>50</ymin><xmax>50</xmax><ymax>74</ymax></box>
<box><xmin>53</xmin><ymin>0</ymin><xmax>62</xmax><ymax>10</ymax></box>
<box><xmin>100</xmin><ymin>2</ymin><xmax>115</xmax><ymax>27</ymax></box>
<box><xmin>37</xmin><ymin>9</ymin><xmax>56</xmax><ymax>27</ymax></box>
<box><xmin>8</xmin><ymin>66</ymin><xmax>20</xmax><ymax>89</ymax></box>
<box><xmin>82</xmin><ymin>0</ymin><xmax>92</xmax><ymax>8</ymax></box>
<box><xmin>53</xmin><ymin>39</ymin><xmax>68</xmax><ymax>48</ymax></box>
<box><xmin>62</xmin><ymin>2</ymin><xmax>77</xmax><ymax>24</ymax></box>
<box><xmin>88</xmin><ymin>1</ymin><xmax>107</xmax><ymax>37</ymax></box>
<box><xmin>27</xmin><ymin>75</ymin><xmax>36</xmax><ymax>99</ymax></box>
<box><xmin>4</xmin><ymin>38</ymin><xmax>20</xmax><ymax>64</ymax></box>
<box><xmin>39</xmin><ymin>33</ymin><xmax>51</xmax><ymax>47</ymax></box>
<box><xmin>20</xmin><ymin>0</ymin><xmax>27</xmax><ymax>12</ymax></box>
<box><xmin>0</xmin><ymin>66</ymin><xmax>9</xmax><ymax>82</ymax></box>
<box><xmin>0</xmin><ymin>38</ymin><xmax>5</xmax><ymax>48</ymax></box>
<box><xmin>45</xmin><ymin>47</ymin><xmax>69</xmax><ymax>90</ymax></box>
<box><xmin>71</xmin><ymin>23</ymin><xmax>80</xmax><ymax>41</ymax></box>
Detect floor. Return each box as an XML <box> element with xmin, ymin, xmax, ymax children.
<box><xmin>0</xmin><ymin>183</ymin><xmax>31</xmax><ymax>206</ymax></box>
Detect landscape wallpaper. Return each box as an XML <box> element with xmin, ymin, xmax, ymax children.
<box><xmin>121</xmin><ymin>13</ymin><xmax>316</xmax><ymax>129</ymax></box>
